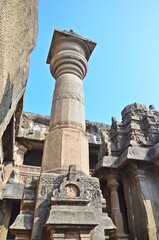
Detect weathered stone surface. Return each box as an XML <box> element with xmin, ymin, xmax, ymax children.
<box><xmin>0</xmin><ymin>0</ymin><xmax>38</xmax><ymax>139</ymax></box>
<box><xmin>29</xmin><ymin>29</ymin><xmax>115</xmax><ymax>240</ymax></box>
<box><xmin>1</xmin><ymin>182</ymin><xmax>24</xmax><ymax>200</ymax></box>
<box><xmin>1</xmin><ymin>2</ymin><xmax>159</xmax><ymax>239</ymax></box>
<box><xmin>96</xmin><ymin>103</ymin><xmax>159</xmax><ymax>240</ymax></box>
<box><xmin>18</xmin><ymin>112</ymin><xmax>109</xmax><ymax>146</ymax></box>
<box><xmin>10</xmin><ymin>210</ymin><xmax>33</xmax><ymax>230</ymax></box>
<box><xmin>95</xmin><ymin>146</ymin><xmax>150</xmax><ymax>172</ymax></box>
<box><xmin>0</xmin><ymin>200</ymin><xmax>12</xmax><ymax>240</ymax></box>
<box><xmin>41</xmin><ymin>128</ymin><xmax>89</xmax><ymax>174</ymax></box>
<box><xmin>18</xmin><ymin>112</ymin><xmax>49</xmax><ymax>142</ymax></box>
<box><xmin>98</xmin><ymin>103</ymin><xmax>159</xmax><ymax>161</ymax></box>
<box><xmin>30</xmin><ymin>166</ymin><xmax>115</xmax><ymax>240</ymax></box>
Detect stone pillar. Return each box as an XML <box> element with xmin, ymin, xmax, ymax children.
<box><xmin>107</xmin><ymin>172</ymin><xmax>128</xmax><ymax>240</ymax></box>
<box><xmin>134</xmin><ymin>163</ymin><xmax>157</xmax><ymax>240</ymax></box>
<box><xmin>121</xmin><ymin>171</ymin><xmax>136</xmax><ymax>239</ymax></box>
<box><xmin>41</xmin><ymin>29</ymin><xmax>96</xmax><ymax>174</ymax></box>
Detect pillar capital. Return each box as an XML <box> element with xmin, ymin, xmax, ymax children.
<box><xmin>107</xmin><ymin>179</ymin><xmax>119</xmax><ymax>190</ymax></box>
<box><xmin>50</xmin><ymin>48</ymin><xmax>88</xmax><ymax>80</ymax></box>
<box><xmin>47</xmin><ymin>29</ymin><xmax>96</xmax><ymax>80</ymax></box>
<box><xmin>102</xmin><ymin>168</ymin><xmax>119</xmax><ymax>182</ymax></box>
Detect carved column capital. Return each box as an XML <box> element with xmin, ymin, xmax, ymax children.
<box><xmin>48</xmin><ymin>35</ymin><xmax>90</xmax><ymax>80</ymax></box>
<box><xmin>102</xmin><ymin>168</ymin><xmax>119</xmax><ymax>182</ymax></box>
<box><xmin>129</xmin><ymin>162</ymin><xmax>149</xmax><ymax>182</ymax></box>
<box><xmin>50</xmin><ymin>49</ymin><xmax>88</xmax><ymax>80</ymax></box>
<box><xmin>134</xmin><ymin>169</ymin><xmax>146</xmax><ymax>182</ymax></box>
<box><xmin>107</xmin><ymin>179</ymin><xmax>119</xmax><ymax>190</ymax></box>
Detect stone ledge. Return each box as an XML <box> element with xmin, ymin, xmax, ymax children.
<box><xmin>95</xmin><ymin>147</ymin><xmax>150</xmax><ymax>172</ymax></box>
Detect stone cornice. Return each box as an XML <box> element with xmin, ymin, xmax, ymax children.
<box><xmin>94</xmin><ymin>146</ymin><xmax>151</xmax><ymax>173</ymax></box>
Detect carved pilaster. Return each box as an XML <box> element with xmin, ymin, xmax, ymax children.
<box><xmin>120</xmin><ymin>169</ymin><xmax>136</xmax><ymax>239</ymax></box>
<box><xmin>133</xmin><ymin>163</ymin><xmax>157</xmax><ymax>240</ymax></box>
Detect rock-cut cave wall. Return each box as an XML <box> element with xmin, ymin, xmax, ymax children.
<box><xmin>0</xmin><ymin>0</ymin><xmax>38</xmax><ymax>138</ymax></box>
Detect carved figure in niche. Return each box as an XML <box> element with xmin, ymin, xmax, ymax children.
<box><xmin>149</xmin><ymin>104</ymin><xmax>159</xmax><ymax>119</ymax></box>
<box><xmin>111</xmin><ymin>116</ymin><xmax>118</xmax><ymax>129</ymax></box>
<box><xmin>149</xmin><ymin>104</ymin><xmax>156</xmax><ymax>111</ymax></box>
<box><xmin>98</xmin><ymin>132</ymin><xmax>111</xmax><ymax>160</ymax></box>
<box><xmin>149</xmin><ymin>104</ymin><xmax>156</xmax><ymax>117</ymax></box>
<box><xmin>130</xmin><ymin>107</ymin><xmax>135</xmax><ymax>116</ymax></box>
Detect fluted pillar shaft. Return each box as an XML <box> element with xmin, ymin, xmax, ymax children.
<box><xmin>41</xmin><ymin>29</ymin><xmax>96</xmax><ymax>174</ymax></box>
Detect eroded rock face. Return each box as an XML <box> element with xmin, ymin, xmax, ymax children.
<box><xmin>19</xmin><ymin>112</ymin><xmax>50</xmax><ymax>142</ymax></box>
<box><xmin>0</xmin><ymin>0</ymin><xmax>38</xmax><ymax>138</ymax></box>
<box><xmin>18</xmin><ymin>112</ymin><xmax>110</xmax><ymax>146</ymax></box>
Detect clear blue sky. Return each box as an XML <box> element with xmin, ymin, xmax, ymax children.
<box><xmin>24</xmin><ymin>0</ymin><xmax>159</xmax><ymax>125</ymax></box>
